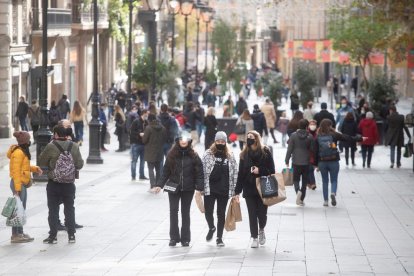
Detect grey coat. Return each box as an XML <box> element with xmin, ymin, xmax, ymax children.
<box><xmin>142</xmin><ymin>121</ymin><xmax>167</xmax><ymax>162</ymax></box>
<box><xmin>285</xmin><ymin>129</ymin><xmax>314</xmax><ymax>165</ymax></box>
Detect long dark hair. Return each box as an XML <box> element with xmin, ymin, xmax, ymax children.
<box><xmin>13</xmin><ymin>144</ymin><xmax>31</xmax><ymax>160</ymax></box>
<box><xmin>317</xmin><ymin>119</ymin><xmax>336</xmax><ymax>136</ymax></box>
<box><xmin>165</xmin><ymin>142</ymin><xmax>199</xmax><ymax>173</ymax></box>
<box><xmin>287</xmin><ymin>110</ymin><xmax>303</xmax><ymax>131</ymax></box>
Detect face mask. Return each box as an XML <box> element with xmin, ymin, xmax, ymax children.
<box><xmin>309</xmin><ymin>125</ymin><xmax>317</xmax><ymax>131</ymax></box>
<box><xmin>216</xmin><ymin>144</ymin><xmax>226</xmax><ymax>151</ymax></box>
<box><xmin>246</xmin><ymin>138</ymin><xmax>256</xmax><ymax>147</ymax></box>
<box><xmin>341</xmin><ymin>104</ymin><xmax>347</xmax><ymax>108</ymax></box>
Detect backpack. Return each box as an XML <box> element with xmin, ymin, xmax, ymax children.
<box><xmin>317</xmin><ymin>135</ymin><xmax>338</xmax><ymax>161</ymax></box>
<box><xmin>52</xmin><ymin>141</ymin><xmax>76</xmax><ymax>183</ymax></box>
<box><xmin>49</xmin><ymin>109</ymin><xmax>60</xmax><ymax>124</ymax></box>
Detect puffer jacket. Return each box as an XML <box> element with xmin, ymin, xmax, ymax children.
<box><xmin>202</xmin><ymin>149</ymin><xmax>238</xmax><ymax>198</ymax></box>
<box><xmin>7</xmin><ymin>145</ymin><xmax>39</xmax><ymax>192</ymax></box>
<box><xmin>157</xmin><ymin>147</ymin><xmax>204</xmax><ymax>192</ymax></box>
<box><xmin>285</xmin><ymin>129</ymin><xmax>314</xmax><ymax>165</ymax></box>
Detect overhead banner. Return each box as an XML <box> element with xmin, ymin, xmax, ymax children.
<box><xmin>293</xmin><ymin>41</ymin><xmax>303</xmax><ymax>59</ymax></box>
<box><xmin>302</xmin><ymin>41</ymin><xmax>316</xmax><ymax>60</ymax></box>
<box><xmin>408</xmin><ymin>44</ymin><xmax>414</xmax><ymax>69</ymax></box>
<box><xmin>370</xmin><ymin>52</ymin><xmax>385</xmax><ymax>65</ymax></box>
<box><xmin>316</xmin><ymin>40</ymin><xmax>331</xmax><ymax>63</ymax></box>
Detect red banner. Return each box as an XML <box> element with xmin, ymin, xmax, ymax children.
<box><xmin>287</xmin><ymin>41</ymin><xmax>294</xmax><ymax>58</ymax></box>
<box><xmin>408</xmin><ymin>44</ymin><xmax>414</xmax><ymax>69</ymax></box>
<box><xmin>370</xmin><ymin>52</ymin><xmax>385</xmax><ymax>65</ymax></box>
<box><xmin>302</xmin><ymin>41</ymin><xmax>316</xmax><ymax>60</ymax></box>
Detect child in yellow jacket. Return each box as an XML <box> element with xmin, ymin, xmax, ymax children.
<box><xmin>7</xmin><ymin>131</ymin><xmax>42</xmax><ymax>243</ymax></box>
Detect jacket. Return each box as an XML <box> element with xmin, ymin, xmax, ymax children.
<box><xmin>235</xmin><ymin>146</ymin><xmax>275</xmax><ymax>198</ymax></box>
<box><xmin>358</xmin><ymin>118</ymin><xmax>379</xmax><ymax>146</ymax></box>
<box><xmin>285</xmin><ymin>129</ymin><xmax>314</xmax><ymax>165</ymax></box>
<box><xmin>158</xmin><ymin>112</ymin><xmax>178</xmax><ymax>144</ymax></box>
<box><xmin>142</xmin><ymin>120</ymin><xmax>167</xmax><ymax>162</ymax></box>
<box><xmin>38</xmin><ymin>140</ymin><xmax>84</xmax><ymax>181</ymax></box>
<box><xmin>251</xmin><ymin>111</ymin><xmax>268</xmax><ymax>136</ymax></box>
<box><xmin>339</xmin><ymin>118</ymin><xmax>358</xmax><ymax>148</ymax></box>
<box><xmin>385</xmin><ymin>112</ymin><xmax>411</xmax><ymax>147</ymax></box>
<box><xmin>28</xmin><ymin>104</ymin><xmax>40</xmax><ymax>125</ymax></box>
<box><xmin>336</xmin><ymin>105</ymin><xmax>356</xmax><ymax>128</ymax></box>
<box><xmin>204</xmin><ymin>115</ymin><xmax>217</xmax><ymax>149</ymax></box>
<box><xmin>16</xmin><ymin>101</ymin><xmax>29</xmax><ymax>118</ymax></box>
<box><xmin>261</xmin><ymin>102</ymin><xmax>277</xmax><ymax>129</ymax></box>
<box><xmin>202</xmin><ymin>149</ymin><xmax>238</xmax><ymax>198</ymax></box>
<box><xmin>236</xmin><ymin>117</ymin><xmax>254</xmax><ymax>142</ymax></box>
<box><xmin>314</xmin><ymin>110</ymin><xmax>336</xmax><ymax>127</ymax></box>
<box><xmin>315</xmin><ymin>132</ymin><xmax>362</xmax><ymax>165</ymax></box>
<box><xmin>236</xmin><ymin>99</ymin><xmax>248</xmax><ymax>116</ymax></box>
<box><xmin>158</xmin><ymin>148</ymin><xmax>204</xmax><ymax>192</ymax></box>
<box><xmin>129</xmin><ymin>117</ymin><xmax>146</xmax><ymax>144</ymax></box>
<box><xmin>7</xmin><ymin>145</ymin><xmax>40</xmax><ymax>192</ymax></box>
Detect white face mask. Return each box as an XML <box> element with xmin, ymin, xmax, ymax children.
<box><xmin>309</xmin><ymin>125</ymin><xmax>317</xmax><ymax>131</ymax></box>
<box><xmin>341</xmin><ymin>103</ymin><xmax>347</xmax><ymax>108</ymax></box>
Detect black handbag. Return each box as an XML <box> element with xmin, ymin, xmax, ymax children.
<box><xmin>234</xmin><ymin>124</ymin><xmax>246</xmax><ymax>135</ymax></box>
<box><xmin>259</xmin><ymin>175</ymin><xmax>278</xmax><ymax>198</ymax></box>
<box><xmin>164</xmin><ymin>179</ymin><xmax>180</xmax><ymax>193</ymax></box>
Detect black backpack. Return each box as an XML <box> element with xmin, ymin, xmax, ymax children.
<box><xmin>317</xmin><ymin>135</ymin><xmax>338</xmax><ymax>161</ymax></box>
<box><xmin>49</xmin><ymin>109</ymin><xmax>60</xmax><ymax>124</ymax></box>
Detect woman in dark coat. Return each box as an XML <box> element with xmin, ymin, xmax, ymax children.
<box><xmin>114</xmin><ymin>105</ymin><xmax>126</xmax><ymax>152</ymax></box>
<box><xmin>155</xmin><ymin>135</ymin><xmax>204</xmax><ymax>247</ymax></box>
<box><xmin>339</xmin><ymin>112</ymin><xmax>358</xmax><ymax>166</ymax></box>
<box><xmin>204</xmin><ymin>107</ymin><xmax>218</xmax><ymax>150</ymax></box>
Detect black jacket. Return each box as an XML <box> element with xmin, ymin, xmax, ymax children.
<box><xmin>204</xmin><ymin>115</ymin><xmax>217</xmax><ymax>149</ymax></box>
<box><xmin>158</xmin><ymin>148</ymin><xmax>204</xmax><ymax>192</ymax></box>
<box><xmin>236</xmin><ymin>99</ymin><xmax>248</xmax><ymax>116</ymax></box>
<box><xmin>385</xmin><ymin>112</ymin><xmax>411</xmax><ymax>147</ymax></box>
<box><xmin>129</xmin><ymin>117</ymin><xmax>147</xmax><ymax>144</ymax></box>
<box><xmin>158</xmin><ymin>112</ymin><xmax>178</xmax><ymax>143</ymax></box>
<box><xmin>235</xmin><ymin>146</ymin><xmax>275</xmax><ymax>197</ymax></box>
<box><xmin>339</xmin><ymin>118</ymin><xmax>358</xmax><ymax>148</ymax></box>
<box><xmin>251</xmin><ymin>111</ymin><xmax>268</xmax><ymax>137</ymax></box>
<box><xmin>16</xmin><ymin>102</ymin><xmax>29</xmax><ymax>118</ymax></box>
<box><xmin>314</xmin><ymin>110</ymin><xmax>336</xmax><ymax>127</ymax></box>
<box><xmin>285</xmin><ymin>129</ymin><xmax>314</xmax><ymax>165</ymax></box>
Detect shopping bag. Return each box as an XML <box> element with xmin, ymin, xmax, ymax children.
<box><xmin>225</xmin><ymin>198</ymin><xmax>241</xmax><ymax>231</ymax></box>
<box><xmin>2</xmin><ymin>197</ymin><xmax>16</xmax><ymax>218</ymax></box>
<box><xmin>258</xmin><ymin>175</ymin><xmax>278</xmax><ymax>198</ymax></box>
<box><xmin>282</xmin><ymin>167</ymin><xmax>293</xmax><ymax>186</ymax></box>
<box><xmin>195</xmin><ymin>192</ymin><xmax>205</xmax><ymax>213</ymax></box>
<box><xmin>256</xmin><ymin>174</ymin><xmax>287</xmax><ymax>206</ymax></box>
<box><xmin>232</xmin><ymin>198</ymin><xmax>242</xmax><ymax>222</ymax></box>
<box><xmin>6</xmin><ymin>196</ymin><xmax>26</xmax><ymax>227</ymax></box>
<box><xmin>233</xmin><ymin>124</ymin><xmax>246</xmax><ymax>135</ymax></box>
<box><xmin>403</xmin><ymin>143</ymin><xmax>413</xmax><ymax>158</ymax></box>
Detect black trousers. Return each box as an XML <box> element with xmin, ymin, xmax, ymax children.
<box><xmin>245</xmin><ymin>195</ymin><xmax>268</xmax><ymax>239</ymax></box>
<box><xmin>168</xmin><ymin>191</ymin><xmax>194</xmax><ymax>242</ymax></box>
<box><xmin>344</xmin><ymin>146</ymin><xmax>356</xmax><ymax>165</ymax></box>
<box><xmin>204</xmin><ymin>193</ymin><xmax>229</xmax><ymax>239</ymax></box>
<box><xmin>147</xmin><ymin>161</ymin><xmax>161</xmax><ymax>188</ymax></box>
<box><xmin>361</xmin><ymin>145</ymin><xmax>374</xmax><ymax>166</ymax></box>
<box><xmin>100</xmin><ymin>123</ymin><xmax>107</xmax><ymax>149</ymax></box>
<box><xmin>293</xmin><ymin>164</ymin><xmax>309</xmax><ymax>201</ymax></box>
<box><xmin>47</xmin><ymin>180</ymin><xmax>76</xmax><ymax>236</ymax></box>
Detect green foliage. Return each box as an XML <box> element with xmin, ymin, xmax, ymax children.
<box><xmin>205</xmin><ymin>70</ymin><xmax>217</xmax><ymax>85</ymax></box>
<box><xmin>256</xmin><ymin>71</ymin><xmax>283</xmax><ymax>107</ymax></box>
<box><xmin>368</xmin><ymin>74</ymin><xmax>398</xmax><ymax>115</ymax></box>
<box><xmin>239</xmin><ymin>23</ymin><xmax>248</xmax><ymax>63</ymax></box>
<box><xmin>294</xmin><ymin>66</ymin><xmax>317</xmax><ymax>109</ymax></box>
<box><xmin>107</xmin><ymin>0</ymin><xmax>140</xmax><ymax>43</ymax></box>
<box><xmin>132</xmin><ymin>50</ymin><xmax>154</xmax><ymax>88</ymax></box>
<box><xmin>158</xmin><ymin>64</ymin><xmax>179</xmax><ymax>107</ymax></box>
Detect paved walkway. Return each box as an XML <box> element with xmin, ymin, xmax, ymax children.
<box><xmin>0</xmin><ymin>90</ymin><xmax>414</xmax><ymax>275</ymax></box>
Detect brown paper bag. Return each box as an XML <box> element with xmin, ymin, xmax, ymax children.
<box><xmin>282</xmin><ymin>168</ymin><xmax>293</xmax><ymax>186</ymax></box>
<box><xmin>194</xmin><ymin>192</ymin><xmax>205</xmax><ymax>213</ymax></box>
<box><xmin>232</xmin><ymin>198</ymin><xmax>242</xmax><ymax>222</ymax></box>
<box><xmin>256</xmin><ymin>173</ymin><xmax>287</xmax><ymax>206</ymax></box>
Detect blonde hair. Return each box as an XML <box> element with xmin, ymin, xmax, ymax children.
<box><xmin>240</xmin><ymin>130</ymin><xmax>266</xmax><ymax>160</ymax></box>
<box><xmin>114</xmin><ymin>105</ymin><xmax>126</xmax><ymax>121</ymax></box>
<box><xmin>207</xmin><ymin>107</ymin><xmax>215</xmax><ymax>116</ymax></box>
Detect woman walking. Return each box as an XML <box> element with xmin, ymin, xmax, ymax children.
<box><xmin>114</xmin><ymin>105</ymin><xmax>126</xmax><ymax>152</ymax></box>
<box><xmin>154</xmin><ymin>135</ymin><xmax>204</xmax><ymax>247</ymax></box>
<box><xmin>236</xmin><ymin>109</ymin><xmax>254</xmax><ymax>150</ymax></box>
<box><xmin>204</xmin><ymin>107</ymin><xmax>218</xmax><ymax>150</ymax></box>
<box><xmin>287</xmin><ymin>110</ymin><xmax>303</xmax><ymax>137</ymax></box>
<box><xmin>277</xmin><ymin>111</ymin><xmax>290</xmax><ymax>147</ymax></box>
<box><xmin>235</xmin><ymin>130</ymin><xmax>275</xmax><ymax>248</ymax></box>
<box><xmin>339</xmin><ymin>112</ymin><xmax>358</xmax><ymax>166</ymax></box>
<box><xmin>7</xmin><ymin>131</ymin><xmax>42</xmax><ymax>243</ymax></box>
<box><xmin>70</xmin><ymin>101</ymin><xmax>87</xmax><ymax>145</ymax></box>
<box><xmin>315</xmin><ymin>119</ymin><xmax>364</xmax><ymax>207</ymax></box>
<box><xmin>358</xmin><ymin>111</ymin><xmax>379</xmax><ymax>168</ymax></box>
<box><xmin>202</xmin><ymin>131</ymin><xmax>238</xmax><ymax>247</ymax></box>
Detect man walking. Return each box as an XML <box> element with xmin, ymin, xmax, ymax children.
<box><xmin>130</xmin><ymin>109</ymin><xmax>149</xmax><ymax>181</ymax></box>
<box><xmin>57</xmin><ymin>94</ymin><xmax>71</xmax><ymax>119</ymax></box>
<box><xmin>158</xmin><ymin>104</ymin><xmax>178</xmax><ymax>165</ymax></box>
<box><xmin>314</xmin><ymin>102</ymin><xmax>335</xmax><ymax>127</ymax></box>
<box><xmin>15</xmin><ymin>96</ymin><xmax>29</xmax><ymax>131</ymax></box>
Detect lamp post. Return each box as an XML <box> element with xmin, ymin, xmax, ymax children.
<box><xmin>194</xmin><ymin>2</ymin><xmax>204</xmax><ymax>82</ymax></box>
<box><xmin>168</xmin><ymin>0</ymin><xmax>180</xmax><ymax>65</ymax></box>
<box><xmin>34</xmin><ymin>0</ymin><xmax>53</xmax><ymax>181</ymax></box>
<box><xmin>86</xmin><ymin>0</ymin><xmax>103</xmax><ymax>164</ymax></box>
<box><xmin>180</xmin><ymin>0</ymin><xmax>194</xmax><ymax>73</ymax></box>
<box><xmin>126</xmin><ymin>0</ymin><xmax>133</xmax><ymax>111</ymax></box>
<box><xmin>145</xmin><ymin>0</ymin><xmax>164</xmax><ymax>100</ymax></box>
<box><xmin>201</xmin><ymin>6</ymin><xmax>213</xmax><ymax>74</ymax></box>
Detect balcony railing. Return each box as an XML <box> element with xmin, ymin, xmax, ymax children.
<box><xmin>32</xmin><ymin>8</ymin><xmax>72</xmax><ymax>31</ymax></box>
<box><xmin>72</xmin><ymin>3</ymin><xmax>108</xmax><ymax>25</ymax></box>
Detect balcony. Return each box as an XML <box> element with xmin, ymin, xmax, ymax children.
<box><xmin>72</xmin><ymin>3</ymin><xmax>109</xmax><ymax>30</ymax></box>
<box><xmin>32</xmin><ymin>8</ymin><xmax>72</xmax><ymax>36</ymax></box>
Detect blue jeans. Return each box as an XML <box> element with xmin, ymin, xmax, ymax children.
<box><xmin>390</xmin><ymin>145</ymin><xmax>402</xmax><ymax>165</ymax></box>
<box><xmin>19</xmin><ymin>117</ymin><xmax>28</xmax><ymax>131</ymax></box>
<box><xmin>74</xmin><ymin>121</ymin><xmax>84</xmax><ymax>142</ymax></box>
<box><xmin>10</xmin><ymin>179</ymin><xmax>27</xmax><ymax>235</ymax></box>
<box><xmin>318</xmin><ymin>161</ymin><xmax>340</xmax><ymax>201</ymax></box>
<box><xmin>130</xmin><ymin>144</ymin><xmax>145</xmax><ymax>179</ymax></box>
<box><xmin>196</xmin><ymin>123</ymin><xmax>204</xmax><ymax>139</ymax></box>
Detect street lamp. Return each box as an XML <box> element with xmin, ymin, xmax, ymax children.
<box><xmin>168</xmin><ymin>0</ymin><xmax>180</xmax><ymax>65</ymax></box>
<box><xmin>145</xmin><ymin>0</ymin><xmax>164</xmax><ymax>100</ymax></box>
<box><xmin>180</xmin><ymin>0</ymin><xmax>194</xmax><ymax>73</ymax></box>
<box><xmin>86</xmin><ymin>0</ymin><xmax>103</xmax><ymax>164</ymax></box>
<box><xmin>201</xmin><ymin>6</ymin><xmax>213</xmax><ymax>74</ymax></box>
<box><xmin>194</xmin><ymin>2</ymin><xmax>204</xmax><ymax>82</ymax></box>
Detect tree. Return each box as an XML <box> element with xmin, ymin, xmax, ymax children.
<box><xmin>294</xmin><ymin>66</ymin><xmax>317</xmax><ymax>109</ymax></box>
<box><xmin>256</xmin><ymin>71</ymin><xmax>283</xmax><ymax>107</ymax></box>
<box><xmin>368</xmin><ymin>74</ymin><xmax>398</xmax><ymax>115</ymax></box>
<box><xmin>107</xmin><ymin>0</ymin><xmax>140</xmax><ymax>43</ymax></box>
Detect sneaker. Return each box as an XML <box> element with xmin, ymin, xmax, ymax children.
<box><xmin>139</xmin><ymin>176</ymin><xmax>149</xmax><ymax>180</ymax></box>
<box><xmin>323</xmin><ymin>200</ymin><xmax>329</xmax><ymax>207</ymax></box>
<box><xmin>311</xmin><ymin>184</ymin><xmax>317</xmax><ymax>190</ymax></box>
<box><xmin>390</xmin><ymin>164</ymin><xmax>394</xmax><ymax>168</ymax></box>
<box><xmin>251</xmin><ymin>238</ymin><xmax>259</xmax><ymax>248</ymax></box>
<box><xmin>11</xmin><ymin>234</ymin><xmax>30</xmax><ymax>243</ymax></box>
<box><xmin>296</xmin><ymin>191</ymin><xmax>302</xmax><ymax>205</ymax></box>
<box><xmin>22</xmin><ymin>233</ymin><xmax>34</xmax><ymax>242</ymax></box>
<box><xmin>75</xmin><ymin>223</ymin><xmax>84</xmax><ymax>229</ymax></box>
<box><xmin>169</xmin><ymin>240</ymin><xmax>178</xmax><ymax>247</ymax></box>
<box><xmin>331</xmin><ymin>194</ymin><xmax>337</xmax><ymax>207</ymax></box>
<box><xmin>57</xmin><ymin>223</ymin><xmax>67</xmax><ymax>231</ymax></box>
<box><xmin>131</xmin><ymin>177</ymin><xmax>136</xmax><ymax>181</ymax></box>
<box><xmin>258</xmin><ymin>229</ymin><xmax>266</xmax><ymax>245</ymax></box>
<box><xmin>216</xmin><ymin>238</ymin><xmax>225</xmax><ymax>247</ymax></box>
<box><xmin>298</xmin><ymin>201</ymin><xmax>305</xmax><ymax>207</ymax></box>
<box><xmin>206</xmin><ymin>227</ymin><xmax>216</xmax><ymax>242</ymax></box>
<box><xmin>181</xmin><ymin>241</ymin><xmax>190</xmax><ymax>247</ymax></box>
<box><xmin>43</xmin><ymin>236</ymin><xmax>57</xmax><ymax>244</ymax></box>
<box><xmin>397</xmin><ymin>163</ymin><xmax>401</xmax><ymax>168</ymax></box>
<box><xmin>68</xmin><ymin>235</ymin><xmax>76</xmax><ymax>243</ymax></box>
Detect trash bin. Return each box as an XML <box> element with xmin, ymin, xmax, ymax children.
<box><xmin>376</xmin><ymin>120</ymin><xmax>384</xmax><ymax>145</ymax></box>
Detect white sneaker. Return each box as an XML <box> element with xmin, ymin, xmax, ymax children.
<box><xmin>259</xmin><ymin>229</ymin><xmax>266</xmax><ymax>245</ymax></box>
<box><xmin>299</xmin><ymin>200</ymin><xmax>305</xmax><ymax>207</ymax></box>
<box><xmin>296</xmin><ymin>191</ymin><xmax>302</xmax><ymax>205</ymax></box>
<box><xmin>323</xmin><ymin>200</ymin><xmax>329</xmax><ymax>207</ymax></box>
<box><xmin>251</xmin><ymin>238</ymin><xmax>259</xmax><ymax>248</ymax></box>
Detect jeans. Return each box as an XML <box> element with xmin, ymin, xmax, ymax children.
<box><xmin>168</xmin><ymin>191</ymin><xmax>194</xmax><ymax>242</ymax></box>
<box><xmin>308</xmin><ymin>165</ymin><xmax>315</xmax><ymax>185</ymax></box>
<box><xmin>292</xmin><ymin>164</ymin><xmax>308</xmax><ymax>201</ymax></box>
<box><xmin>196</xmin><ymin>123</ymin><xmax>204</xmax><ymax>139</ymax></box>
<box><xmin>19</xmin><ymin>117</ymin><xmax>28</xmax><ymax>131</ymax></box>
<box><xmin>46</xmin><ymin>180</ymin><xmax>76</xmax><ymax>236</ymax></box>
<box><xmin>318</xmin><ymin>161</ymin><xmax>340</xmax><ymax>201</ymax></box>
<box><xmin>390</xmin><ymin>145</ymin><xmax>402</xmax><ymax>165</ymax></box>
<box><xmin>344</xmin><ymin>146</ymin><xmax>355</xmax><ymax>165</ymax></box>
<box><xmin>130</xmin><ymin>143</ymin><xmax>145</xmax><ymax>179</ymax></box>
<box><xmin>361</xmin><ymin>145</ymin><xmax>374</xmax><ymax>167</ymax></box>
<box><xmin>204</xmin><ymin>193</ymin><xmax>229</xmax><ymax>239</ymax></box>
<box><xmin>74</xmin><ymin>121</ymin><xmax>84</xmax><ymax>142</ymax></box>
<box><xmin>10</xmin><ymin>180</ymin><xmax>27</xmax><ymax>235</ymax></box>
<box><xmin>245</xmin><ymin>196</ymin><xmax>268</xmax><ymax>239</ymax></box>
<box><xmin>147</xmin><ymin>161</ymin><xmax>161</xmax><ymax>188</ymax></box>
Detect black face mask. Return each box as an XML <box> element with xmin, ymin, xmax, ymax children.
<box><xmin>246</xmin><ymin>138</ymin><xmax>256</xmax><ymax>147</ymax></box>
<box><xmin>216</xmin><ymin>144</ymin><xmax>226</xmax><ymax>151</ymax></box>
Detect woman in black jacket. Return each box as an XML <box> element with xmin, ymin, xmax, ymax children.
<box><xmin>155</xmin><ymin>135</ymin><xmax>204</xmax><ymax>247</ymax></box>
<box><xmin>204</xmin><ymin>107</ymin><xmax>218</xmax><ymax>150</ymax></box>
<box><xmin>114</xmin><ymin>105</ymin><xmax>126</xmax><ymax>152</ymax></box>
<box><xmin>339</xmin><ymin>112</ymin><xmax>358</xmax><ymax>166</ymax></box>
<box><xmin>235</xmin><ymin>130</ymin><xmax>275</xmax><ymax>248</ymax></box>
